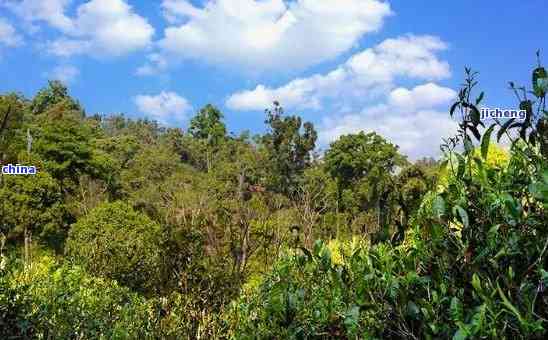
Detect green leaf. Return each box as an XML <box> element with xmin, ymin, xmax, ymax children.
<box><xmin>450</xmin><ymin>297</ymin><xmax>463</xmax><ymax>322</ymax></box>
<box><xmin>469</xmin><ymin>125</ymin><xmax>481</xmax><ymax>141</ymax></box>
<box><xmin>313</xmin><ymin>240</ymin><xmax>324</xmax><ymax>257</ymax></box>
<box><xmin>533</xmin><ymin>67</ymin><xmax>547</xmax><ymax>97</ymax></box>
<box><xmin>497</xmin><ymin>283</ymin><xmax>524</xmax><ymax>325</ymax></box>
<box><xmin>463</xmin><ymin>136</ymin><xmax>474</xmax><ymax>155</ymax></box>
<box><xmin>407</xmin><ymin>301</ymin><xmax>420</xmax><ymax>319</ymax></box>
<box><xmin>321</xmin><ymin>247</ymin><xmax>332</xmax><ymax>268</ymax></box>
<box><xmin>454</xmin><ymin>206</ymin><xmax>469</xmax><ymax>229</ymax></box>
<box><xmin>481</xmin><ymin>124</ymin><xmax>495</xmax><ymax>159</ymax></box>
<box><xmin>453</xmin><ymin>328</ymin><xmax>468</xmax><ymax>340</ymax></box>
<box><xmin>432</xmin><ymin>195</ymin><xmax>446</xmax><ymax>219</ymax></box>
<box><xmin>497</xmin><ymin>118</ymin><xmax>515</xmax><ymax>142</ymax></box>
<box><xmin>475</xmin><ymin>92</ymin><xmax>485</xmax><ymax>105</ymax></box>
<box><xmin>344</xmin><ymin>305</ymin><xmax>360</xmax><ymax>328</ymax></box>
<box><xmin>470</xmin><ymin>106</ymin><xmax>481</xmax><ymax>126</ymax></box>
<box><xmin>439</xmin><ymin>158</ymin><xmax>449</xmax><ymax>169</ymax></box>
<box><xmin>471</xmin><ymin>274</ymin><xmax>482</xmax><ymax>292</ymax></box>
<box><xmin>456</xmin><ymin>154</ymin><xmax>466</xmax><ymax>178</ymax></box>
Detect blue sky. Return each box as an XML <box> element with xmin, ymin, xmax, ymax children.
<box><xmin>0</xmin><ymin>0</ymin><xmax>546</xmax><ymax>159</ymax></box>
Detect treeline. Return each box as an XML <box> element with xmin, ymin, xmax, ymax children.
<box><xmin>0</xmin><ymin>57</ymin><xmax>547</xmax><ymax>339</ymax></box>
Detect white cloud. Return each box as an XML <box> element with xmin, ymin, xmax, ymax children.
<box><xmin>136</xmin><ymin>53</ymin><xmax>168</xmax><ymax>76</ymax></box>
<box><xmin>3</xmin><ymin>0</ymin><xmax>154</xmax><ymax>57</ymax></box>
<box><xmin>319</xmin><ymin>107</ymin><xmax>459</xmax><ymax>160</ymax></box>
<box><xmin>134</xmin><ymin>91</ymin><xmax>192</xmax><ymax>124</ymax></box>
<box><xmin>162</xmin><ymin>0</ymin><xmax>204</xmax><ymax>24</ymax></box>
<box><xmin>226</xmin><ymin>35</ymin><xmax>451</xmax><ymax>111</ymax></box>
<box><xmin>226</xmin><ymin>69</ymin><xmax>347</xmax><ymax>110</ymax></box>
<box><xmin>388</xmin><ymin>83</ymin><xmax>456</xmax><ymax>111</ymax></box>
<box><xmin>2</xmin><ymin>0</ymin><xmax>73</xmax><ymax>31</ymax></box>
<box><xmin>319</xmin><ymin>83</ymin><xmax>458</xmax><ymax>160</ymax></box>
<box><xmin>157</xmin><ymin>0</ymin><xmax>392</xmax><ymax>71</ymax></box>
<box><xmin>46</xmin><ymin>64</ymin><xmax>80</xmax><ymax>84</ymax></box>
<box><xmin>0</xmin><ymin>18</ymin><xmax>22</xmax><ymax>47</ymax></box>
<box><xmin>227</xmin><ymin>34</ymin><xmax>457</xmax><ymax>159</ymax></box>
<box><xmin>46</xmin><ymin>38</ymin><xmax>92</xmax><ymax>57</ymax></box>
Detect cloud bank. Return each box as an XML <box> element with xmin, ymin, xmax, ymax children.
<box><xmin>140</xmin><ymin>0</ymin><xmax>392</xmax><ymax>73</ymax></box>
<box><xmin>227</xmin><ymin>35</ymin><xmax>458</xmax><ymax>159</ymax></box>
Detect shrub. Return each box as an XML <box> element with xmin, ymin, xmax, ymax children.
<box><xmin>65</xmin><ymin>201</ymin><xmax>164</xmax><ymax>294</ymax></box>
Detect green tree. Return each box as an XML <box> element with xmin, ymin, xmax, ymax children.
<box><xmin>324</xmin><ymin>132</ymin><xmax>406</xmax><ymax>237</ymax></box>
<box><xmin>188</xmin><ymin>104</ymin><xmax>227</xmax><ymax>172</ymax></box>
<box><xmin>0</xmin><ymin>93</ymin><xmax>26</xmax><ymax>163</ymax></box>
<box><xmin>0</xmin><ymin>167</ymin><xmax>67</xmax><ymax>248</ymax></box>
<box><xmin>29</xmin><ymin>81</ymin><xmax>81</xmax><ymax>115</ymax></box>
<box><xmin>65</xmin><ymin>201</ymin><xmax>164</xmax><ymax>294</ymax></box>
<box><xmin>261</xmin><ymin>102</ymin><xmax>317</xmax><ymax>196</ymax></box>
<box><xmin>31</xmin><ymin>114</ymin><xmax>117</xmax><ymax>191</ymax></box>
<box><xmin>188</xmin><ymin>104</ymin><xmax>227</xmax><ymax>142</ymax></box>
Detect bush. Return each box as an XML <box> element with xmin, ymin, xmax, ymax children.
<box><xmin>65</xmin><ymin>201</ymin><xmax>164</xmax><ymax>294</ymax></box>
<box><xmin>0</xmin><ymin>255</ymin><xmax>158</xmax><ymax>339</ymax></box>
<box><xmin>0</xmin><ymin>253</ymin><xmax>232</xmax><ymax>339</ymax></box>
<box><xmin>226</xmin><ymin>66</ymin><xmax>548</xmax><ymax>339</ymax></box>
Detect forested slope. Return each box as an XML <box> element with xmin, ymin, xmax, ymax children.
<box><xmin>0</xmin><ymin>60</ymin><xmax>547</xmax><ymax>339</ymax></box>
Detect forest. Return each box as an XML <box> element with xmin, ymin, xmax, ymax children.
<box><xmin>0</xmin><ymin>57</ymin><xmax>547</xmax><ymax>339</ymax></box>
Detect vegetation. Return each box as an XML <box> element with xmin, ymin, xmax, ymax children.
<box><xmin>0</xmin><ymin>55</ymin><xmax>547</xmax><ymax>339</ymax></box>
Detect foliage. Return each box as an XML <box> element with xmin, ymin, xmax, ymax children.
<box><xmin>0</xmin><ymin>167</ymin><xmax>67</xmax><ymax>248</ymax></box>
<box><xmin>226</xmin><ymin>62</ymin><xmax>548</xmax><ymax>339</ymax></box>
<box><xmin>0</xmin><ymin>93</ymin><xmax>26</xmax><ymax>162</ymax></box>
<box><xmin>65</xmin><ymin>201</ymin><xmax>164</xmax><ymax>294</ymax></box>
<box><xmin>261</xmin><ymin>102</ymin><xmax>317</xmax><ymax>196</ymax></box>
<box><xmin>29</xmin><ymin>80</ymin><xmax>82</xmax><ymax>115</ymax></box>
<box><xmin>0</xmin><ymin>254</ymin><xmax>223</xmax><ymax>339</ymax></box>
<box><xmin>1</xmin><ymin>52</ymin><xmax>547</xmax><ymax>340</ymax></box>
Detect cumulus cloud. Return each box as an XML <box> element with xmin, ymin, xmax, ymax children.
<box><xmin>155</xmin><ymin>0</ymin><xmax>392</xmax><ymax>71</ymax></box>
<box><xmin>226</xmin><ymin>35</ymin><xmax>451</xmax><ymax>111</ymax></box>
<box><xmin>227</xmin><ymin>34</ymin><xmax>457</xmax><ymax>159</ymax></box>
<box><xmin>46</xmin><ymin>64</ymin><xmax>80</xmax><ymax>84</ymax></box>
<box><xmin>319</xmin><ymin>86</ymin><xmax>458</xmax><ymax>160</ymax></box>
<box><xmin>320</xmin><ymin>109</ymin><xmax>458</xmax><ymax>160</ymax></box>
<box><xmin>2</xmin><ymin>0</ymin><xmax>73</xmax><ymax>31</ymax></box>
<box><xmin>134</xmin><ymin>91</ymin><xmax>192</xmax><ymax>124</ymax></box>
<box><xmin>0</xmin><ymin>18</ymin><xmax>22</xmax><ymax>47</ymax></box>
<box><xmin>3</xmin><ymin>0</ymin><xmax>154</xmax><ymax>57</ymax></box>
<box><xmin>388</xmin><ymin>83</ymin><xmax>456</xmax><ymax>111</ymax></box>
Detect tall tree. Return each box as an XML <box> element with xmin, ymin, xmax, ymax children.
<box><xmin>0</xmin><ymin>94</ymin><xmax>25</xmax><ymax>162</ymax></box>
<box><xmin>188</xmin><ymin>104</ymin><xmax>227</xmax><ymax>171</ymax></box>
<box><xmin>324</xmin><ymin>132</ymin><xmax>406</xmax><ymax>237</ymax></box>
<box><xmin>29</xmin><ymin>80</ymin><xmax>82</xmax><ymax>115</ymax></box>
<box><xmin>261</xmin><ymin>102</ymin><xmax>317</xmax><ymax>196</ymax></box>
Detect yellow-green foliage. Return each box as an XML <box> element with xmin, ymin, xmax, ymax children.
<box><xmin>326</xmin><ymin>236</ymin><xmax>368</xmax><ymax>265</ymax></box>
<box><xmin>2</xmin><ymin>254</ymin><xmax>157</xmax><ymax>339</ymax></box>
<box><xmin>438</xmin><ymin>143</ymin><xmax>510</xmax><ymax>190</ymax></box>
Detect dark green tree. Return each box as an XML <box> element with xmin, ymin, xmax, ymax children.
<box><xmin>261</xmin><ymin>102</ymin><xmax>317</xmax><ymax>196</ymax></box>
<box><xmin>324</xmin><ymin>132</ymin><xmax>406</xmax><ymax>238</ymax></box>
<box><xmin>0</xmin><ymin>167</ymin><xmax>67</xmax><ymax>248</ymax></box>
<box><xmin>0</xmin><ymin>93</ymin><xmax>26</xmax><ymax>162</ymax></box>
<box><xmin>29</xmin><ymin>81</ymin><xmax>82</xmax><ymax>115</ymax></box>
